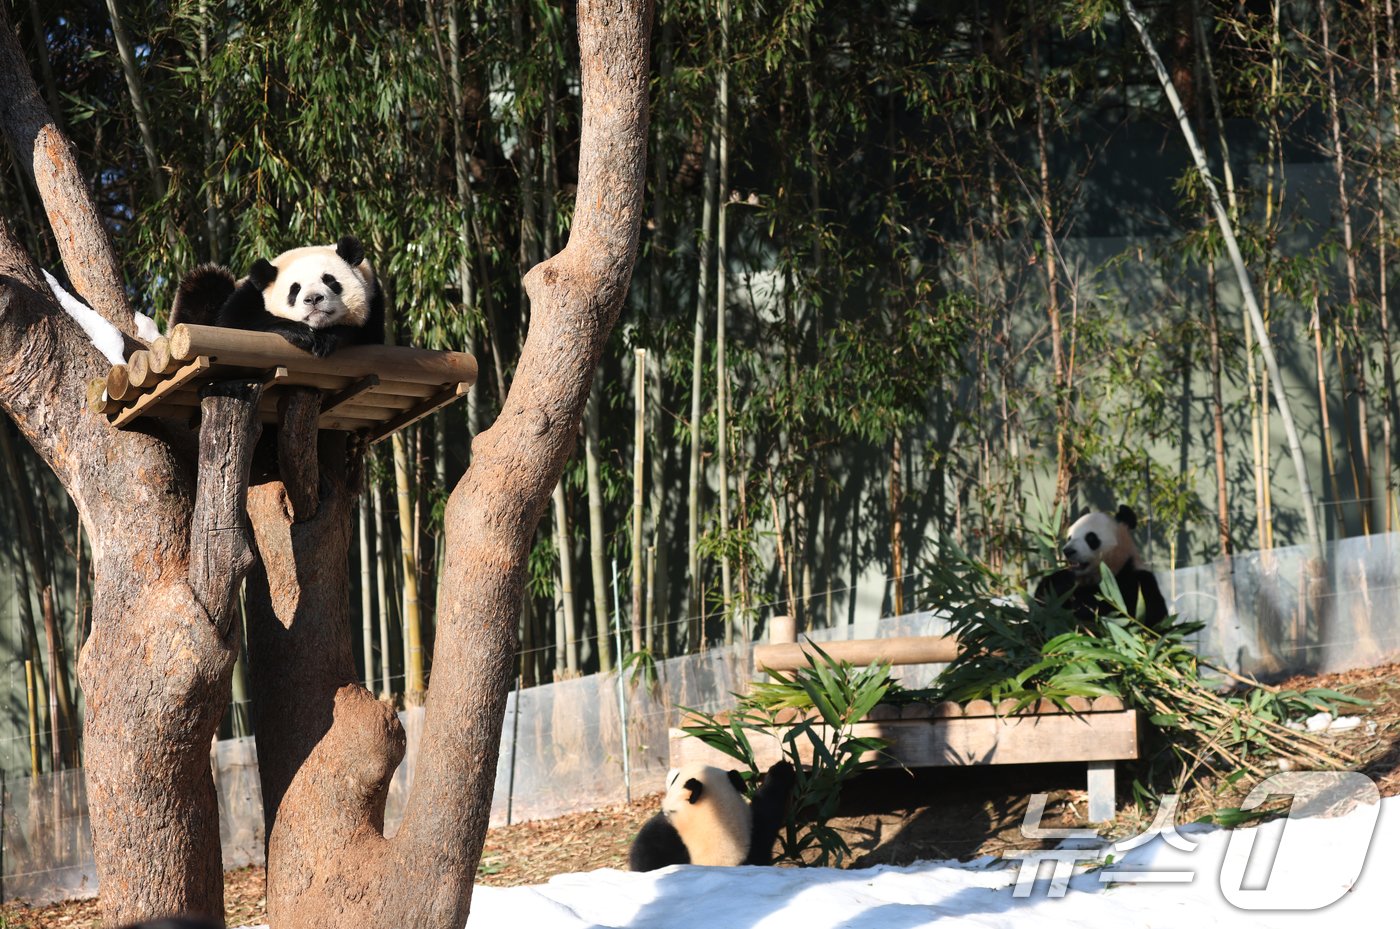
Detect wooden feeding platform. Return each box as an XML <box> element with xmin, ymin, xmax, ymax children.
<box><xmin>89</xmin><ymin>324</ymin><xmax>477</xmax><ymax>444</ymax></box>
<box><xmin>671</xmin><ymin>627</ymin><xmax>1141</xmax><ymax>821</ymax></box>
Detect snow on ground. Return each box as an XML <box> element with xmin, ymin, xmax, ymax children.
<box><xmin>465</xmin><ymin>791</ymin><xmax>1395</xmax><ymax>929</ymax></box>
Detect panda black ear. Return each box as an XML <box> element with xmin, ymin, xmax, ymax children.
<box><xmin>1115</xmin><ymin>505</ymin><xmax>1138</xmax><ymax>529</ymax></box>
<box><xmin>726</xmin><ymin>770</ymin><xmax>747</xmax><ymax>795</ymax></box>
<box><xmin>336</xmin><ymin>236</ymin><xmax>366</xmax><ymax>267</ymax></box>
<box><xmin>248</xmin><ymin>259</ymin><xmax>278</xmax><ymax>289</ymax></box>
<box><xmin>682</xmin><ymin>778</ymin><xmax>704</xmax><ymax>804</ymax></box>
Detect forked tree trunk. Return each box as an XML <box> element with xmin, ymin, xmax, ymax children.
<box><xmin>244</xmin><ymin>3</ymin><xmax>653</xmax><ymax>926</ymax></box>
<box><xmin>0</xmin><ymin>2</ymin><xmax>652</xmax><ymax>926</ymax></box>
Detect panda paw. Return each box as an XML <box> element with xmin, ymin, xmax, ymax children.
<box><xmin>307</xmin><ymin>331</ymin><xmax>341</xmax><ymax>357</ymax></box>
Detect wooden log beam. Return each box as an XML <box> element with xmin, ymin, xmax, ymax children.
<box><xmin>106</xmin><ymin>364</ymin><xmax>134</xmax><ymax>401</ymax></box>
<box><xmin>190</xmin><ymin>379</ymin><xmax>266</xmax><ymax>635</ymax></box>
<box><xmin>278</xmin><ymin>389</ymin><xmax>322</xmax><ymax>522</ymax></box>
<box><xmin>752</xmin><ymin>635</ymin><xmax>962</xmax><ymax>672</ymax></box>
<box><xmin>168</xmin><ymin>324</ymin><xmax>477</xmax><ymax>386</ymax></box>
<box><xmin>150</xmin><ymin>336</ymin><xmax>174</xmax><ymax>374</ymax></box>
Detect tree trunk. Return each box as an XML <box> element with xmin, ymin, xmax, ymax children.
<box><xmin>243</xmin><ymin>4</ymin><xmax>653</xmax><ymax>927</ymax></box>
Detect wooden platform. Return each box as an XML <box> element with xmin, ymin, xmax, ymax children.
<box><xmin>89</xmin><ymin>324</ymin><xmax>477</xmax><ymax>444</ymax></box>
<box><xmin>671</xmin><ymin>696</ymin><xmax>1140</xmax><ymax>822</ymax></box>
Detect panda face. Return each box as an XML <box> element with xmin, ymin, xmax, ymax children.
<box><xmin>660</xmin><ymin>763</ymin><xmax>752</xmax><ymax>866</ymax></box>
<box><xmin>261</xmin><ymin>244</ymin><xmax>375</xmax><ymax>330</ymax></box>
<box><xmin>1060</xmin><ymin>510</ymin><xmax>1128</xmax><ymax>579</ymax></box>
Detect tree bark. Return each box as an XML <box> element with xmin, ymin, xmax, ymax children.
<box><xmin>243</xmin><ymin>3</ymin><xmax>654</xmax><ymax>927</ymax></box>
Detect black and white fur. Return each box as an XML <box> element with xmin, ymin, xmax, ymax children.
<box><xmin>629</xmin><ymin>761</ymin><xmax>795</xmax><ymax>871</ymax></box>
<box><xmin>169</xmin><ymin>236</ymin><xmax>385</xmax><ymax>357</ymax></box>
<box><xmin>1033</xmin><ymin>505</ymin><xmax>1170</xmax><ymax>629</ymax></box>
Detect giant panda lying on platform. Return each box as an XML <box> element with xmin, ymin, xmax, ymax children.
<box><xmin>629</xmin><ymin>761</ymin><xmax>796</xmax><ymax>870</ymax></box>
<box><xmin>1033</xmin><ymin>505</ymin><xmax>1170</xmax><ymax>629</ymax></box>
<box><xmin>169</xmin><ymin>236</ymin><xmax>385</xmax><ymax>357</ymax></box>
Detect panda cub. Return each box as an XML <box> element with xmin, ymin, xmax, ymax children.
<box><xmin>169</xmin><ymin>236</ymin><xmax>385</xmax><ymax>357</ymax></box>
<box><xmin>629</xmin><ymin>761</ymin><xmax>795</xmax><ymax>871</ymax></box>
<box><xmin>1034</xmin><ymin>505</ymin><xmax>1170</xmax><ymax>629</ymax></box>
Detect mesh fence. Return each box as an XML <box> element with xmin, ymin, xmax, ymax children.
<box><xmin>4</xmin><ymin>532</ymin><xmax>1399</xmax><ymax>903</ymax></box>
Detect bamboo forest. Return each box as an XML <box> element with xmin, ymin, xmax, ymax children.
<box><xmin>2</xmin><ymin>0</ymin><xmax>1399</xmax><ymax>779</ymax></box>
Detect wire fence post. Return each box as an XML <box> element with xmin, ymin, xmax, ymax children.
<box><xmin>612</xmin><ymin>557</ymin><xmax>631</xmax><ymax>802</ymax></box>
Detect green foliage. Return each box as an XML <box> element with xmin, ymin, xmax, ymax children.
<box><xmin>922</xmin><ymin>549</ymin><xmax>1364</xmax><ymax>802</ymax></box>
<box><xmin>681</xmin><ymin>642</ymin><xmax>893</xmax><ymax>866</ymax></box>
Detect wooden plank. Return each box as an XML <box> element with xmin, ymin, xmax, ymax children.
<box><xmin>669</xmin><ymin>711</ymin><xmax>1140</xmax><ymax>771</ymax></box>
<box><xmin>320</xmin><ymin>374</ymin><xmax>380</xmax><ymax>414</ymax></box>
<box><xmin>110</xmin><ymin>358</ymin><xmax>212</xmax><ymax>427</ymax></box>
<box><xmin>169</xmin><ymin>324</ymin><xmax>478</xmax><ymax>386</ymax></box>
<box><xmin>362</xmin><ymin>382</ymin><xmax>469</xmax><ymax>445</ymax></box>
<box><xmin>846</xmin><ymin>712</ymin><xmax>1139</xmax><ymax>766</ymax></box>
<box><xmin>753</xmin><ymin>635</ymin><xmax>961</xmax><ymax>672</ymax></box>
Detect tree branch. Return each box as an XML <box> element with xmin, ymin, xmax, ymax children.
<box><xmin>277</xmin><ymin>388</ymin><xmax>322</xmax><ymax>522</ymax></box>
<box><xmin>189</xmin><ymin>379</ymin><xmax>265</xmax><ymax>633</ymax></box>
<box><xmin>0</xmin><ymin>5</ymin><xmax>135</xmax><ymax>333</ymax></box>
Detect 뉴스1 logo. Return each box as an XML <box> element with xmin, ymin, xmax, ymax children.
<box><xmin>1003</xmin><ymin>771</ymin><xmax>1380</xmax><ymax>909</ymax></box>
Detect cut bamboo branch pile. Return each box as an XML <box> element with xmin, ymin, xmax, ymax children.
<box><xmin>91</xmin><ymin>325</ymin><xmax>478</xmax><ymax>444</ymax></box>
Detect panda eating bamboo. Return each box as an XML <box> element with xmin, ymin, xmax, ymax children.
<box><xmin>1033</xmin><ymin>505</ymin><xmax>1170</xmax><ymax>629</ymax></box>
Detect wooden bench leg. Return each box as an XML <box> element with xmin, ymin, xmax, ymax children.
<box><xmin>1087</xmin><ymin>761</ymin><xmax>1116</xmax><ymax>822</ymax></box>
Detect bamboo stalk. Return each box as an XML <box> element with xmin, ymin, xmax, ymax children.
<box><xmin>645</xmin><ymin>543</ymin><xmax>656</xmax><ymax>654</ymax></box>
<box><xmin>631</xmin><ymin>348</ymin><xmax>645</xmax><ymax>654</ymax></box>
<box><xmin>392</xmin><ymin>431</ymin><xmax>425</xmax><ymax>703</ymax></box>
<box><xmin>1125</xmin><ymin>0</ymin><xmax>1323</xmax><ymax>556</ymax></box>
<box><xmin>585</xmin><ymin>384</ymin><xmax>611</xmax><ymax>671</ymax></box>
<box><xmin>359</xmin><ymin>497</ymin><xmax>375</xmax><ymax>690</ymax></box>
<box><xmin>551</xmin><ymin>481</ymin><xmax>578</xmax><ymax>672</ymax></box>
<box><xmin>1319</xmin><ymin>0</ymin><xmax>1373</xmax><ymax>534</ymax></box>
<box><xmin>371</xmin><ymin>470</ymin><xmax>393</xmax><ymax>699</ymax></box>
<box><xmin>41</xmin><ymin>586</ymin><xmax>61</xmax><ymax>771</ymax></box>
<box><xmin>716</xmin><ymin>0</ymin><xmax>734</xmax><ymax>645</ymax></box>
<box><xmin>687</xmin><ymin>125</ymin><xmax>718</xmax><ymax>652</ymax></box>
<box><xmin>25</xmin><ymin>659</ymin><xmax>39</xmax><ymax>778</ymax></box>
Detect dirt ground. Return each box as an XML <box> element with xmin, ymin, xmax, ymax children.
<box><xmin>5</xmin><ymin>661</ymin><xmax>1398</xmax><ymax>928</ymax></box>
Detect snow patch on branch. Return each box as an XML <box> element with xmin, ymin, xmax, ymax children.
<box><xmin>42</xmin><ymin>270</ymin><xmax>126</xmax><ymax>365</ymax></box>
<box><xmin>133</xmin><ymin>310</ymin><xmax>161</xmax><ymax>343</ymax></box>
